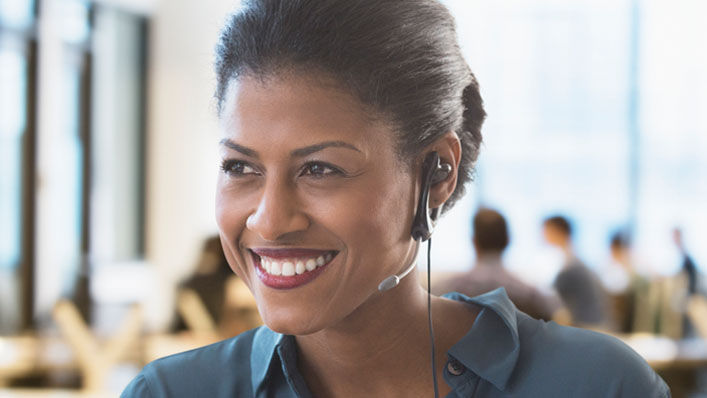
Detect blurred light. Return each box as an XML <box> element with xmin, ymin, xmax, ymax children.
<box><xmin>91</xmin><ymin>261</ymin><xmax>154</xmax><ymax>303</ymax></box>
<box><xmin>624</xmin><ymin>334</ymin><xmax>678</xmax><ymax>362</ymax></box>
<box><xmin>0</xmin><ymin>338</ymin><xmax>20</xmax><ymax>367</ymax></box>
<box><xmin>58</xmin><ymin>0</ymin><xmax>90</xmax><ymax>44</ymax></box>
<box><xmin>0</xmin><ymin>37</ymin><xmax>26</xmax><ymax>271</ymax></box>
<box><xmin>0</xmin><ymin>0</ymin><xmax>35</xmax><ymax>29</ymax></box>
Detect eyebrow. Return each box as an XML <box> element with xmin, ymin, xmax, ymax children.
<box><xmin>219</xmin><ymin>139</ymin><xmax>361</xmax><ymax>158</ymax></box>
<box><xmin>219</xmin><ymin>139</ymin><xmax>258</xmax><ymax>157</ymax></box>
<box><xmin>291</xmin><ymin>141</ymin><xmax>361</xmax><ymax>157</ymax></box>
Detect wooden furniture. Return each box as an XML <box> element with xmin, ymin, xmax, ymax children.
<box><xmin>52</xmin><ymin>301</ymin><xmax>142</xmax><ymax>391</ymax></box>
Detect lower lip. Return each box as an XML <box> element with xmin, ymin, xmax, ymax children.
<box><xmin>252</xmin><ymin>252</ymin><xmax>335</xmax><ymax>289</ymax></box>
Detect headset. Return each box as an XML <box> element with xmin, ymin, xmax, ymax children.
<box><xmin>377</xmin><ymin>151</ymin><xmax>451</xmax><ymax>398</ymax></box>
<box><xmin>378</xmin><ymin>151</ymin><xmax>451</xmax><ymax>291</ymax></box>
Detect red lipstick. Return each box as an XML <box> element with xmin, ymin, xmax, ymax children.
<box><xmin>250</xmin><ymin>248</ymin><xmax>337</xmax><ymax>289</ymax></box>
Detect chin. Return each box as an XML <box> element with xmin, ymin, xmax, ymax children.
<box><xmin>256</xmin><ymin>302</ymin><xmax>329</xmax><ymax>336</ymax></box>
<box><xmin>261</xmin><ymin>316</ymin><xmax>324</xmax><ymax>337</ymax></box>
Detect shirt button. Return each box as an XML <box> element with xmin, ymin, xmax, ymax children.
<box><xmin>447</xmin><ymin>359</ymin><xmax>465</xmax><ymax>376</ymax></box>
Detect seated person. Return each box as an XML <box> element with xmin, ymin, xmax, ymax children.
<box><xmin>434</xmin><ymin>207</ymin><xmax>560</xmax><ymax>320</ymax></box>
<box><xmin>173</xmin><ymin>236</ymin><xmax>233</xmax><ymax>333</ymax></box>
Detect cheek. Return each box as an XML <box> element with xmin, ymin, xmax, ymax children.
<box><xmin>368</xmin><ymin>171</ymin><xmax>416</xmax><ymax>239</ymax></box>
<box><xmin>319</xmin><ymin>172</ymin><xmax>416</xmax><ymax>257</ymax></box>
<box><xmin>215</xmin><ymin>183</ymin><xmax>250</xmax><ymax>276</ymax></box>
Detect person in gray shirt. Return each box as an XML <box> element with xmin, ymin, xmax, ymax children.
<box><xmin>543</xmin><ymin>215</ymin><xmax>611</xmax><ymax>328</ymax></box>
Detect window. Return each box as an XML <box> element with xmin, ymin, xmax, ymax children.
<box><xmin>0</xmin><ymin>0</ymin><xmax>36</xmax><ymax>333</ymax></box>
<box><xmin>429</xmin><ymin>0</ymin><xmax>707</xmax><ymax>286</ymax></box>
<box><xmin>1</xmin><ymin>0</ymin><xmax>149</xmax><ymax>331</ymax></box>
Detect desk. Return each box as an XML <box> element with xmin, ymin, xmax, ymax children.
<box><xmin>0</xmin><ymin>335</ymin><xmax>76</xmax><ymax>385</ymax></box>
<box><xmin>0</xmin><ymin>389</ymin><xmax>116</xmax><ymax>398</ymax></box>
<box><xmin>621</xmin><ymin>335</ymin><xmax>707</xmax><ymax>398</ymax></box>
<box><xmin>621</xmin><ymin>335</ymin><xmax>707</xmax><ymax>369</ymax></box>
<box><xmin>0</xmin><ymin>332</ymin><xmax>220</xmax><ymax>387</ymax></box>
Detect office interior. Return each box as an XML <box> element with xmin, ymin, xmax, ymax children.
<box><xmin>1</xmin><ymin>0</ymin><xmax>706</xmax><ymax>396</ymax></box>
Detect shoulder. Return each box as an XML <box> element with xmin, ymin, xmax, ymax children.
<box><xmin>431</xmin><ymin>271</ymin><xmax>470</xmax><ymax>295</ymax></box>
<box><xmin>554</xmin><ymin>264</ymin><xmax>591</xmax><ymax>286</ymax></box>
<box><xmin>149</xmin><ymin>327</ymin><xmax>260</xmax><ymax>375</ymax></box>
<box><xmin>514</xmin><ymin>316</ymin><xmax>670</xmax><ymax>397</ymax></box>
<box><xmin>446</xmin><ymin>290</ymin><xmax>668</xmax><ymax>397</ymax></box>
<box><xmin>121</xmin><ymin>327</ymin><xmax>277</xmax><ymax>397</ymax></box>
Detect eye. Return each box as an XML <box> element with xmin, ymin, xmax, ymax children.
<box><xmin>221</xmin><ymin>159</ymin><xmax>259</xmax><ymax>177</ymax></box>
<box><xmin>300</xmin><ymin>162</ymin><xmax>342</xmax><ymax>178</ymax></box>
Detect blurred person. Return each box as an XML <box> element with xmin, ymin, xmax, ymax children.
<box><xmin>122</xmin><ymin>1</ymin><xmax>668</xmax><ymax>396</ymax></box>
<box><xmin>172</xmin><ymin>235</ymin><xmax>233</xmax><ymax>332</ymax></box>
<box><xmin>673</xmin><ymin>227</ymin><xmax>699</xmax><ymax>296</ymax></box>
<box><xmin>543</xmin><ymin>215</ymin><xmax>611</xmax><ymax>329</ymax></box>
<box><xmin>599</xmin><ymin>230</ymin><xmax>632</xmax><ymax>294</ymax></box>
<box><xmin>673</xmin><ymin>227</ymin><xmax>702</xmax><ymax>338</ymax></box>
<box><xmin>607</xmin><ymin>230</ymin><xmax>653</xmax><ymax>333</ymax></box>
<box><xmin>434</xmin><ymin>207</ymin><xmax>560</xmax><ymax>320</ymax></box>
<box><xmin>174</xmin><ymin>235</ymin><xmax>261</xmax><ymax>337</ymax></box>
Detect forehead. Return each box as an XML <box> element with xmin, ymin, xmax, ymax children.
<box><xmin>219</xmin><ymin>73</ymin><xmax>393</xmax><ymax>149</ymax></box>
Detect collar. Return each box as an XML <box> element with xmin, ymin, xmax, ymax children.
<box><xmin>250</xmin><ymin>326</ymin><xmax>285</xmax><ymax>393</ymax></box>
<box><xmin>444</xmin><ymin>288</ymin><xmax>521</xmax><ymax>391</ymax></box>
<box><xmin>249</xmin><ymin>288</ymin><xmax>521</xmax><ymax>394</ymax></box>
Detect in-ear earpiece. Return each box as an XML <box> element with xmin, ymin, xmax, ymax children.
<box><xmin>410</xmin><ymin>152</ymin><xmax>452</xmax><ymax>241</ymax></box>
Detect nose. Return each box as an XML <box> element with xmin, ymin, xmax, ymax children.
<box><xmin>246</xmin><ymin>180</ymin><xmax>310</xmax><ymax>241</ymax></box>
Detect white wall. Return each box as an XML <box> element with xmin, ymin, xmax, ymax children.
<box><xmin>143</xmin><ymin>0</ymin><xmax>238</xmax><ymax>330</ymax></box>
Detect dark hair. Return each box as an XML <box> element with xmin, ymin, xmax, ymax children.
<box><xmin>610</xmin><ymin>230</ymin><xmax>631</xmax><ymax>250</ymax></box>
<box><xmin>473</xmin><ymin>208</ymin><xmax>509</xmax><ymax>253</ymax></box>
<box><xmin>214</xmin><ymin>0</ymin><xmax>485</xmax><ymax>210</ymax></box>
<box><xmin>544</xmin><ymin>215</ymin><xmax>572</xmax><ymax>237</ymax></box>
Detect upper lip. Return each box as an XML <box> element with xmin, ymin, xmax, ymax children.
<box><xmin>250</xmin><ymin>248</ymin><xmax>337</xmax><ymax>259</ymax></box>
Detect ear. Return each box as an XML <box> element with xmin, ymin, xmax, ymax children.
<box><xmin>427</xmin><ymin>131</ymin><xmax>462</xmax><ymax>209</ymax></box>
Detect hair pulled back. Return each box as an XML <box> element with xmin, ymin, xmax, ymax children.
<box><xmin>215</xmin><ymin>0</ymin><xmax>485</xmax><ymax>210</ymax></box>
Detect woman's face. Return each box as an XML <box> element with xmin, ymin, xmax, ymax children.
<box><xmin>216</xmin><ymin>74</ymin><xmax>419</xmax><ymax>335</ymax></box>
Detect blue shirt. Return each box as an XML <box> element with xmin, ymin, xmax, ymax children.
<box><xmin>122</xmin><ymin>289</ymin><xmax>670</xmax><ymax>397</ymax></box>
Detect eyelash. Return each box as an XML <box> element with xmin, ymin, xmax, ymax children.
<box><xmin>299</xmin><ymin>162</ymin><xmax>344</xmax><ymax>178</ymax></box>
<box><xmin>220</xmin><ymin>160</ymin><xmax>344</xmax><ymax>179</ymax></box>
<box><xmin>221</xmin><ymin>160</ymin><xmax>259</xmax><ymax>176</ymax></box>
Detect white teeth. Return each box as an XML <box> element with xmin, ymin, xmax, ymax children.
<box><xmin>282</xmin><ymin>262</ymin><xmax>295</xmax><ymax>276</ymax></box>
<box><xmin>260</xmin><ymin>253</ymin><xmax>336</xmax><ymax>276</ymax></box>
<box><xmin>295</xmin><ymin>261</ymin><xmax>305</xmax><ymax>275</ymax></box>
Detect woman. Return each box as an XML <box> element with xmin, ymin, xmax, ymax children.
<box><xmin>122</xmin><ymin>0</ymin><xmax>669</xmax><ymax>396</ymax></box>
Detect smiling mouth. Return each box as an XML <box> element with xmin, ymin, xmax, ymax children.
<box><xmin>249</xmin><ymin>248</ymin><xmax>339</xmax><ymax>289</ymax></box>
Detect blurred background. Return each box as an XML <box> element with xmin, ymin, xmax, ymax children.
<box><xmin>0</xmin><ymin>0</ymin><xmax>705</xmax><ymax>396</ymax></box>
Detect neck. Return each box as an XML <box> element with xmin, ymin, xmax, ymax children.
<box><xmin>560</xmin><ymin>243</ymin><xmax>574</xmax><ymax>259</ymax></box>
<box><xmin>295</xmin><ymin>273</ymin><xmax>477</xmax><ymax>397</ymax></box>
<box><xmin>475</xmin><ymin>251</ymin><xmax>503</xmax><ymax>266</ymax></box>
